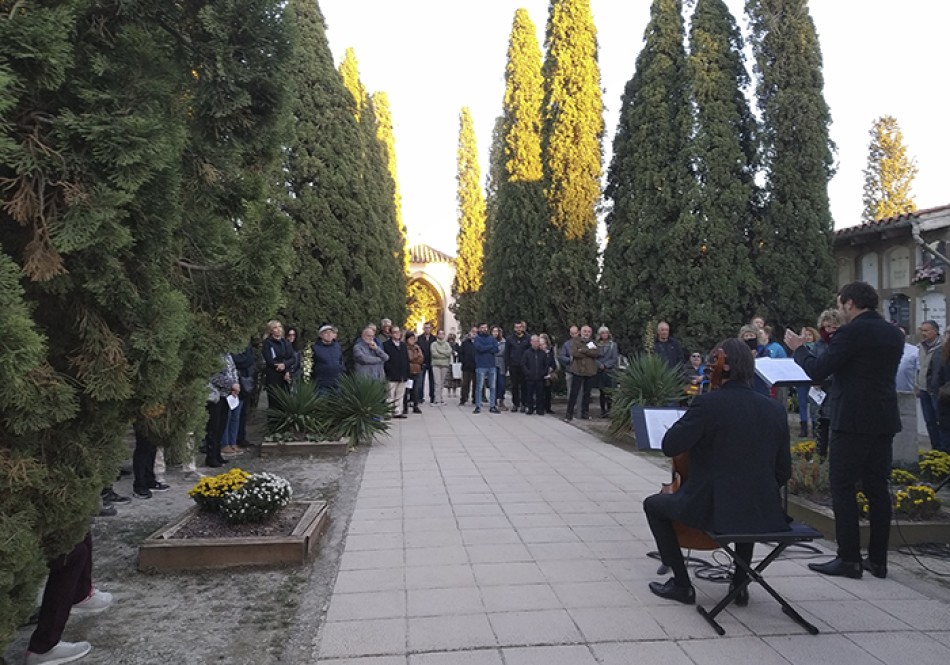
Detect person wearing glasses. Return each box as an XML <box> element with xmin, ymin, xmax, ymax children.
<box><xmin>685</xmin><ymin>352</ymin><xmax>707</xmax><ymax>397</ymax></box>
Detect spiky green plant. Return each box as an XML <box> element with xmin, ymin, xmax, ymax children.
<box><xmin>608</xmin><ymin>354</ymin><xmax>686</xmax><ymax>438</ymax></box>
<box><xmin>266</xmin><ymin>381</ymin><xmax>324</xmax><ymax>438</ymax></box>
<box><xmin>317</xmin><ymin>374</ymin><xmax>392</xmax><ymax>446</ymax></box>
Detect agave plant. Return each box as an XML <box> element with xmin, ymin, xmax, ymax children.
<box><xmin>266</xmin><ymin>380</ymin><xmax>325</xmax><ymax>438</ymax></box>
<box><xmin>316</xmin><ymin>373</ymin><xmax>392</xmax><ymax>446</ymax></box>
<box><xmin>608</xmin><ymin>353</ymin><xmax>686</xmax><ymax>438</ymax></box>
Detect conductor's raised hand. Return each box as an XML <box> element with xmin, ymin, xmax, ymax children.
<box><xmin>784</xmin><ymin>328</ymin><xmax>806</xmax><ymax>352</ymax></box>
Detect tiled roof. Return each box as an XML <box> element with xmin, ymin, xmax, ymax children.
<box><xmin>409</xmin><ymin>243</ymin><xmax>455</xmax><ymax>264</ymax></box>
<box><xmin>835</xmin><ymin>203</ymin><xmax>950</xmax><ymax>239</ymax></box>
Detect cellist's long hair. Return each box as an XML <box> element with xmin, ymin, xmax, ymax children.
<box><xmin>715</xmin><ymin>338</ymin><xmax>756</xmax><ymax>384</ymax></box>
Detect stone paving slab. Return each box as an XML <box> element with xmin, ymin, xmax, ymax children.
<box><xmin>314</xmin><ymin>405</ymin><xmax>950</xmax><ymax>664</ymax></box>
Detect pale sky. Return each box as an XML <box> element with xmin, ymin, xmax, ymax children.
<box><xmin>321</xmin><ymin>1</ymin><xmax>949</xmax><ymax>257</ymax></box>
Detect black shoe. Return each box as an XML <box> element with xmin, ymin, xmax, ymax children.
<box><xmin>394</xmin><ymin>414</ymin><xmax>408</xmax><ymax>419</ymax></box>
<box><xmin>581</xmin><ymin>413</ymin><xmax>590</xmax><ymax>420</ymax></box>
<box><xmin>148</xmin><ymin>482</ymin><xmax>171</xmax><ymax>492</ymax></box>
<box><xmin>729</xmin><ymin>581</ymin><xmax>750</xmax><ymax>607</ymax></box>
<box><xmin>412</xmin><ymin>407</ymin><xmax>422</xmax><ymax>414</ymax></box>
<box><xmin>132</xmin><ymin>488</ymin><xmax>152</xmax><ymax>499</ymax></box>
<box><xmin>204</xmin><ymin>457</ymin><xmax>223</xmax><ymax>468</ymax></box>
<box><xmin>101</xmin><ymin>488</ymin><xmax>131</xmax><ymax>504</ymax></box>
<box><xmin>459</xmin><ymin>401</ymin><xmax>467</xmax><ymax>406</ymax></box>
<box><xmin>563</xmin><ymin>416</ymin><xmax>573</xmax><ymax>422</ymax></box>
<box><xmin>799</xmin><ymin>424</ymin><xmax>809</xmax><ymax>438</ymax></box>
<box><xmin>489</xmin><ymin>407</ymin><xmax>500</xmax><ymax>414</ymax></box>
<box><xmin>862</xmin><ymin>558</ymin><xmax>887</xmax><ymax>579</ymax></box>
<box><xmin>98</xmin><ymin>503</ymin><xmax>118</xmax><ymax>517</ymax></box>
<box><xmin>808</xmin><ymin>557</ymin><xmax>862</xmax><ymax>579</ymax></box>
<box><xmin>648</xmin><ymin>578</ymin><xmax>695</xmax><ymax>605</ymax></box>
<box><xmin>526</xmin><ymin>410</ymin><xmax>535</xmax><ymax>415</ymax></box>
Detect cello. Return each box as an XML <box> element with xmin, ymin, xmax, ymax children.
<box><xmin>657</xmin><ymin>348</ymin><xmax>726</xmax><ymax>551</ymax></box>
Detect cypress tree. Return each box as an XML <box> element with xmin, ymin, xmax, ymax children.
<box><xmin>541</xmin><ymin>0</ymin><xmax>603</xmax><ymax>333</ymax></box>
<box><xmin>747</xmin><ymin>0</ymin><xmax>835</xmax><ymax>326</ymax></box>
<box><xmin>0</xmin><ymin>0</ymin><xmax>290</xmax><ymax>646</ymax></box>
<box><xmin>862</xmin><ymin>115</ymin><xmax>918</xmax><ymax>222</ymax></box>
<box><xmin>482</xmin><ymin>8</ymin><xmax>549</xmax><ymax>331</ymax></box>
<box><xmin>372</xmin><ymin>92</ymin><xmax>410</xmax><ymax>274</ymax></box>
<box><xmin>601</xmin><ymin>0</ymin><xmax>695</xmax><ymax>353</ymax></box>
<box><xmin>338</xmin><ymin>50</ymin><xmax>407</xmax><ymax>328</ymax></box>
<box><xmin>281</xmin><ymin>1</ymin><xmax>402</xmax><ymax>342</ymax></box>
<box><xmin>451</xmin><ymin>107</ymin><xmax>486</xmax><ymax>328</ymax></box>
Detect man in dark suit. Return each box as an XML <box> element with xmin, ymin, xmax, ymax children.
<box><xmin>786</xmin><ymin>281</ymin><xmax>903</xmax><ymax>579</ymax></box>
<box><xmin>644</xmin><ymin>338</ymin><xmax>791</xmax><ymax>604</ymax></box>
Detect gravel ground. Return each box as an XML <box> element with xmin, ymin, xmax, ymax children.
<box><xmin>2</xmin><ymin>408</ymin><xmax>368</xmax><ymax>665</ymax></box>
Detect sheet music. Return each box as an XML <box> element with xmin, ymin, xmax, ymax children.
<box><xmin>634</xmin><ymin>407</ymin><xmax>687</xmax><ymax>450</ymax></box>
<box><xmin>754</xmin><ymin>357</ymin><xmax>811</xmax><ymax>386</ymax></box>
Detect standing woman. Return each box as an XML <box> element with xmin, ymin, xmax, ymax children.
<box><xmin>405</xmin><ymin>331</ymin><xmax>424</xmax><ymax>414</ymax></box>
<box><xmin>311</xmin><ymin>325</ymin><xmax>345</xmax><ymax>395</ymax></box>
<box><xmin>429</xmin><ymin>329</ymin><xmax>453</xmax><ymax>405</ymax></box>
<box><xmin>262</xmin><ymin>320</ymin><xmax>296</xmax><ymax>406</ymax></box>
<box><xmin>446</xmin><ymin>332</ymin><xmax>461</xmax><ymax>398</ymax></box>
<box><xmin>493</xmin><ymin>326</ymin><xmax>508</xmax><ymax>411</ymax></box>
<box><xmin>596</xmin><ymin>326</ymin><xmax>619</xmax><ymax>418</ymax></box>
<box><xmin>794</xmin><ymin>327</ymin><xmax>821</xmax><ymax>437</ymax></box>
<box><xmin>539</xmin><ymin>334</ymin><xmax>558</xmax><ymax>415</ymax></box>
<box><xmin>284</xmin><ymin>326</ymin><xmax>303</xmax><ymax>382</ymax></box>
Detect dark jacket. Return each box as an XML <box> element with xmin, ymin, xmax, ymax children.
<box><xmin>311</xmin><ymin>339</ymin><xmax>345</xmax><ymax>390</ymax></box>
<box><xmin>262</xmin><ymin>336</ymin><xmax>297</xmax><ymax>386</ymax></box>
<box><xmin>383</xmin><ymin>339</ymin><xmax>410</xmax><ymax>382</ymax></box>
<box><xmin>417</xmin><ymin>333</ymin><xmax>436</xmax><ymax>364</ymax></box>
<box><xmin>654</xmin><ymin>337</ymin><xmax>684</xmax><ymax>369</ymax></box>
<box><xmin>459</xmin><ymin>337</ymin><xmax>476</xmax><ymax>371</ymax></box>
<box><xmin>793</xmin><ymin>310</ymin><xmax>903</xmax><ymax>436</ymax></box>
<box><xmin>522</xmin><ymin>347</ymin><xmax>551</xmax><ymax>382</ymax></box>
<box><xmin>505</xmin><ymin>332</ymin><xmax>531</xmax><ymax>369</ymax></box>
<box><xmin>473</xmin><ymin>332</ymin><xmax>499</xmax><ymax>369</ymax></box>
<box><xmin>662</xmin><ymin>381</ymin><xmax>792</xmax><ymax>534</ymax></box>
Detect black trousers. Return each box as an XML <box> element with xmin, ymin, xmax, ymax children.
<box><xmin>237</xmin><ymin>392</ymin><xmax>250</xmax><ymax>445</ymax></box>
<box><xmin>829</xmin><ymin>430</ymin><xmax>893</xmax><ymax>564</ymax></box>
<box><xmin>644</xmin><ymin>494</ymin><xmax>752</xmax><ymax>586</ymax></box>
<box><xmin>509</xmin><ymin>366</ymin><xmax>526</xmax><ymax>408</ymax></box>
<box><xmin>524</xmin><ymin>379</ymin><xmax>545</xmax><ymax>413</ymax></box>
<box><xmin>566</xmin><ymin>374</ymin><xmax>593</xmax><ymax>418</ymax></box>
<box><xmin>29</xmin><ymin>533</ymin><xmax>93</xmax><ymax>654</ymax></box>
<box><xmin>132</xmin><ymin>425</ymin><xmax>157</xmax><ymax>493</ymax></box>
<box><xmin>204</xmin><ymin>399</ymin><xmax>228</xmax><ymax>463</ymax></box>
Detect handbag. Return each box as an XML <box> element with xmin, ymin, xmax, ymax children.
<box><xmin>451</xmin><ymin>362</ymin><xmax>463</xmax><ymax>379</ymax></box>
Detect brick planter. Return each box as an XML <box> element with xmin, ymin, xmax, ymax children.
<box><xmin>259</xmin><ymin>439</ymin><xmax>349</xmax><ymax>457</ymax></box>
<box><xmin>787</xmin><ymin>494</ymin><xmax>950</xmax><ymax>548</ymax></box>
<box><xmin>138</xmin><ymin>500</ymin><xmax>329</xmax><ymax>570</ymax></box>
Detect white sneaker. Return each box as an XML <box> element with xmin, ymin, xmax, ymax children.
<box><xmin>25</xmin><ymin>640</ymin><xmax>91</xmax><ymax>665</ymax></box>
<box><xmin>72</xmin><ymin>589</ymin><xmax>112</xmax><ymax>614</ymax></box>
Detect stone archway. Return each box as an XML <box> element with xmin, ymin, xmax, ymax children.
<box><xmin>407</xmin><ymin>276</ymin><xmax>443</xmax><ymax>333</ymax></box>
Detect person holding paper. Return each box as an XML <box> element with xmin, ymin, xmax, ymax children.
<box><xmin>644</xmin><ymin>338</ymin><xmax>791</xmax><ymax>605</ymax></box>
<box><xmin>786</xmin><ymin>281</ymin><xmax>903</xmax><ymax>580</ymax></box>
<box><xmin>564</xmin><ymin>325</ymin><xmax>600</xmax><ymax>421</ymax></box>
<box><xmin>383</xmin><ymin>327</ymin><xmax>410</xmax><ymax>419</ymax></box>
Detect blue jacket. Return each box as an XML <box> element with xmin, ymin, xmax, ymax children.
<box><xmin>311</xmin><ymin>340</ymin><xmax>345</xmax><ymax>390</ymax></box>
<box><xmin>473</xmin><ymin>332</ymin><xmax>499</xmax><ymax>369</ymax></box>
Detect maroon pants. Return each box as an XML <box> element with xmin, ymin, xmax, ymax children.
<box><xmin>28</xmin><ymin>532</ymin><xmax>93</xmax><ymax>654</ymax></box>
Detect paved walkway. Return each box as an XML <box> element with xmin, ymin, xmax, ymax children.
<box><xmin>314</xmin><ymin>406</ymin><xmax>950</xmax><ymax>664</ymax></box>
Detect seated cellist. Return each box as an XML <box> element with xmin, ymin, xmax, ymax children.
<box><xmin>643</xmin><ymin>337</ymin><xmax>792</xmax><ymax>605</ymax></box>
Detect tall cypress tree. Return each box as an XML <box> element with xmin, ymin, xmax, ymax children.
<box><xmin>451</xmin><ymin>107</ymin><xmax>486</xmax><ymax>328</ymax></box>
<box><xmin>684</xmin><ymin>0</ymin><xmax>758</xmax><ymax>344</ymax></box>
<box><xmin>338</xmin><ymin>49</ymin><xmax>406</xmax><ymax>327</ymax></box>
<box><xmin>0</xmin><ymin>0</ymin><xmax>290</xmax><ymax>645</ymax></box>
<box><xmin>601</xmin><ymin>0</ymin><xmax>695</xmax><ymax>354</ymax></box>
<box><xmin>372</xmin><ymin>92</ymin><xmax>410</xmax><ymax>274</ymax></box>
<box><xmin>482</xmin><ymin>8</ymin><xmax>549</xmax><ymax>331</ymax></box>
<box><xmin>747</xmin><ymin>0</ymin><xmax>835</xmax><ymax>326</ymax></box>
<box><xmin>862</xmin><ymin>115</ymin><xmax>918</xmax><ymax>222</ymax></box>
<box><xmin>281</xmin><ymin>1</ymin><xmax>401</xmax><ymax>341</ymax></box>
<box><xmin>541</xmin><ymin>0</ymin><xmax>603</xmax><ymax>333</ymax></box>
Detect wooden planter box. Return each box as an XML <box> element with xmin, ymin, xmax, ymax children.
<box><xmin>258</xmin><ymin>439</ymin><xmax>349</xmax><ymax>457</ymax></box>
<box><xmin>138</xmin><ymin>500</ymin><xmax>329</xmax><ymax>571</ymax></box>
<box><xmin>787</xmin><ymin>494</ymin><xmax>950</xmax><ymax>548</ymax></box>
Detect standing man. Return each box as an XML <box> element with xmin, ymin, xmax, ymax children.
<box><xmin>560</xmin><ymin>325</ymin><xmax>579</xmax><ymax>398</ymax></box>
<box><xmin>505</xmin><ymin>321</ymin><xmax>531</xmax><ymax>412</ymax></box>
<box><xmin>473</xmin><ymin>323</ymin><xmax>500</xmax><ymax>414</ymax></box>
<box><xmin>522</xmin><ymin>335</ymin><xmax>549</xmax><ymax>416</ymax></box>
<box><xmin>417</xmin><ymin>322</ymin><xmax>437</xmax><ymax>405</ymax></box>
<box><xmin>459</xmin><ymin>326</ymin><xmax>478</xmax><ymax>406</ymax></box>
<box><xmin>564</xmin><ymin>325</ymin><xmax>600</xmax><ymax>422</ymax></box>
<box><xmin>654</xmin><ymin>321</ymin><xmax>684</xmax><ymax>368</ymax></box>
<box><xmin>915</xmin><ymin>320</ymin><xmax>942</xmax><ymax>449</ymax></box>
<box><xmin>644</xmin><ymin>338</ymin><xmax>790</xmax><ymax>604</ymax></box>
<box><xmin>786</xmin><ymin>281</ymin><xmax>903</xmax><ymax>579</ymax></box>
<box><xmin>383</xmin><ymin>326</ymin><xmax>410</xmax><ymax>419</ymax></box>
<box><xmin>353</xmin><ymin>326</ymin><xmax>389</xmax><ymax>381</ymax></box>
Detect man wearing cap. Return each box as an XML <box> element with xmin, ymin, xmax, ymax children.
<box><xmin>312</xmin><ymin>325</ymin><xmax>345</xmax><ymax>395</ymax></box>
